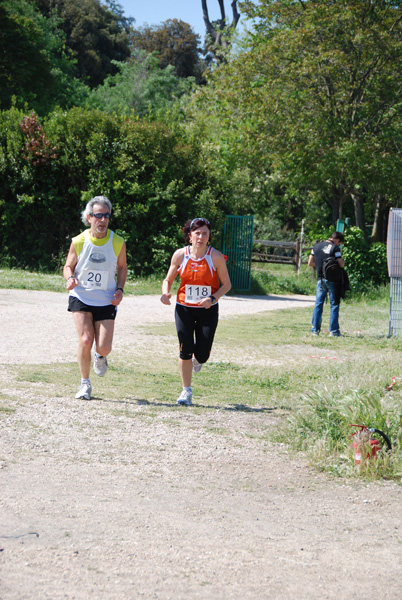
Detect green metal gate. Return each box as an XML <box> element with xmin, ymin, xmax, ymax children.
<box><xmin>221</xmin><ymin>215</ymin><xmax>254</xmax><ymax>291</ymax></box>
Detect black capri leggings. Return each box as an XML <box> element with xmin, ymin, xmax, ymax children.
<box><xmin>175</xmin><ymin>303</ymin><xmax>219</xmax><ymax>363</ymax></box>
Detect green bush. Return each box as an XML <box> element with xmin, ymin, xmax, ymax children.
<box><xmin>342</xmin><ymin>226</ymin><xmax>388</xmax><ymax>290</ymax></box>
<box><xmin>0</xmin><ymin>107</ymin><xmax>231</xmax><ymax>274</ymax></box>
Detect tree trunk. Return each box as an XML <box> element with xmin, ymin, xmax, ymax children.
<box><xmin>331</xmin><ymin>193</ymin><xmax>340</xmax><ymax>227</ymax></box>
<box><xmin>330</xmin><ymin>183</ymin><xmax>348</xmax><ymax>227</ymax></box>
<box><xmin>371</xmin><ymin>194</ymin><xmax>389</xmax><ymax>243</ymax></box>
<box><xmin>351</xmin><ymin>191</ymin><xmax>367</xmax><ymax>236</ymax></box>
<box><xmin>201</xmin><ymin>0</ymin><xmax>240</xmax><ymax>61</ymax></box>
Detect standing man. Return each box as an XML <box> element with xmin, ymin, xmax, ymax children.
<box><xmin>63</xmin><ymin>196</ymin><xmax>127</xmax><ymax>400</ymax></box>
<box><xmin>308</xmin><ymin>231</ymin><xmax>345</xmax><ymax>337</ymax></box>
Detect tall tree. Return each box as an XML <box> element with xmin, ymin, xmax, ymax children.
<box><xmin>0</xmin><ymin>0</ymin><xmax>88</xmax><ymax>114</ymax></box>
<box><xmin>0</xmin><ymin>2</ymin><xmax>54</xmax><ymax>110</ymax></box>
<box><xmin>88</xmin><ymin>51</ymin><xmax>194</xmax><ymax>117</ymax></box>
<box><xmin>34</xmin><ymin>0</ymin><xmax>132</xmax><ymax>88</ymax></box>
<box><xmin>202</xmin><ymin>0</ymin><xmax>402</xmax><ymax>233</ymax></box>
<box><xmin>202</xmin><ymin>0</ymin><xmax>240</xmax><ymax>62</ymax></box>
<box><xmin>131</xmin><ymin>19</ymin><xmax>203</xmax><ymax>81</ymax></box>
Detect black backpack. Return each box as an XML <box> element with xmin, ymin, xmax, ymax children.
<box><xmin>322</xmin><ymin>257</ymin><xmax>342</xmax><ymax>282</ymax></box>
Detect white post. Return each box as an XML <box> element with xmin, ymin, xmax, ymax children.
<box><xmin>298</xmin><ymin>219</ymin><xmax>305</xmax><ymax>276</ymax></box>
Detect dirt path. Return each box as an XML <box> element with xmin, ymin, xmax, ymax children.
<box><xmin>0</xmin><ymin>289</ymin><xmax>315</xmax><ymax>364</ymax></box>
<box><xmin>0</xmin><ymin>290</ymin><xmax>401</xmax><ymax>600</ymax></box>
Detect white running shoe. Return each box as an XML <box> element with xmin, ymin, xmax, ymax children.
<box><xmin>75</xmin><ymin>381</ymin><xmax>92</xmax><ymax>400</ymax></box>
<box><xmin>192</xmin><ymin>357</ymin><xmax>202</xmax><ymax>373</ymax></box>
<box><xmin>94</xmin><ymin>353</ymin><xmax>108</xmax><ymax>376</ymax></box>
<box><xmin>177</xmin><ymin>388</ymin><xmax>193</xmax><ymax>406</ymax></box>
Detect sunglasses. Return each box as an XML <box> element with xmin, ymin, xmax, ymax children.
<box><xmin>190</xmin><ymin>218</ymin><xmax>210</xmax><ymax>227</ymax></box>
<box><xmin>90</xmin><ymin>212</ymin><xmax>111</xmax><ymax>219</ymax></box>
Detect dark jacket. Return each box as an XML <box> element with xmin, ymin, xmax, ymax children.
<box><xmin>338</xmin><ymin>269</ymin><xmax>350</xmax><ymax>301</ymax></box>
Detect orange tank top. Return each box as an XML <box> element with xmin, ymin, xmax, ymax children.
<box><xmin>176</xmin><ymin>246</ymin><xmax>220</xmax><ymax>307</ymax></box>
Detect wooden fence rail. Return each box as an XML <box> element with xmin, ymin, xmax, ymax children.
<box><xmin>252</xmin><ymin>239</ymin><xmax>313</xmax><ymax>271</ymax></box>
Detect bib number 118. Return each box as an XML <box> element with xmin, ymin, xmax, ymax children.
<box><xmin>185</xmin><ymin>285</ymin><xmax>211</xmax><ymax>304</ymax></box>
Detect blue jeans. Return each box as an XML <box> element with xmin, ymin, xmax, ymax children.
<box><xmin>311</xmin><ymin>279</ymin><xmax>340</xmax><ymax>334</ymax></box>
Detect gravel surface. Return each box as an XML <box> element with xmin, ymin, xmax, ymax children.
<box><xmin>0</xmin><ymin>289</ymin><xmax>401</xmax><ymax>600</ymax></box>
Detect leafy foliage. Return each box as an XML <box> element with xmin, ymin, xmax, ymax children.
<box><xmin>88</xmin><ymin>52</ymin><xmax>194</xmax><ymax>117</ymax></box>
<box><xmin>0</xmin><ymin>107</ymin><xmax>233</xmax><ymax>274</ymax></box>
<box><xmin>342</xmin><ymin>227</ymin><xmax>388</xmax><ymax>289</ymax></box>
<box><xmin>34</xmin><ymin>0</ymin><xmax>132</xmax><ymax>88</ymax></box>
<box><xmin>202</xmin><ymin>0</ymin><xmax>241</xmax><ymax>63</ymax></box>
<box><xmin>201</xmin><ymin>0</ymin><xmax>402</xmax><ymax>230</ymax></box>
<box><xmin>19</xmin><ymin>112</ymin><xmax>58</xmax><ymax>165</ymax></box>
<box><xmin>0</xmin><ymin>0</ymin><xmax>88</xmax><ymax>114</ymax></box>
<box><xmin>131</xmin><ymin>19</ymin><xmax>204</xmax><ymax>81</ymax></box>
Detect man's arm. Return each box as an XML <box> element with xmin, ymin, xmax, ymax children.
<box><xmin>334</xmin><ymin>247</ymin><xmax>345</xmax><ymax>268</ymax></box>
<box><xmin>63</xmin><ymin>243</ymin><xmax>79</xmax><ymax>290</ymax></box>
<box><xmin>112</xmin><ymin>242</ymin><xmax>127</xmax><ymax>306</ymax></box>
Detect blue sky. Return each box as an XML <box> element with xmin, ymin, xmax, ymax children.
<box><xmin>117</xmin><ymin>0</ymin><xmax>242</xmax><ymax>40</ymax></box>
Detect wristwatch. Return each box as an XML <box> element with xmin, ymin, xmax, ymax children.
<box><xmin>209</xmin><ymin>295</ymin><xmax>217</xmax><ymax>304</ymax></box>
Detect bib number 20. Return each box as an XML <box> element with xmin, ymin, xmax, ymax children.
<box><xmin>82</xmin><ymin>269</ymin><xmax>108</xmax><ymax>290</ymax></box>
<box><xmin>88</xmin><ymin>272</ymin><xmax>102</xmax><ymax>284</ymax></box>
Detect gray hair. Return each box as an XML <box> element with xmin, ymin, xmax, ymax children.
<box><xmin>81</xmin><ymin>196</ymin><xmax>112</xmax><ymax>226</ymax></box>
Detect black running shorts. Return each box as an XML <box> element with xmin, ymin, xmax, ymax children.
<box><xmin>68</xmin><ymin>296</ymin><xmax>117</xmax><ymax>322</ymax></box>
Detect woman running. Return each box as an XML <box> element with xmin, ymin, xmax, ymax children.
<box><xmin>160</xmin><ymin>218</ymin><xmax>231</xmax><ymax>406</ymax></box>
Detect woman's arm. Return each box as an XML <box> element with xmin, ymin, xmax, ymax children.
<box><xmin>160</xmin><ymin>248</ymin><xmax>184</xmax><ymax>305</ymax></box>
<box><xmin>198</xmin><ymin>250</ymin><xmax>231</xmax><ymax>309</ymax></box>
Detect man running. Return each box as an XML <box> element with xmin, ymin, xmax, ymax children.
<box><xmin>63</xmin><ymin>196</ymin><xmax>127</xmax><ymax>400</ymax></box>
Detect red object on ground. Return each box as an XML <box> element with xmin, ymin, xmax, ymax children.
<box><xmin>350</xmin><ymin>424</ymin><xmax>380</xmax><ymax>465</ymax></box>
<box><xmin>352</xmin><ymin>438</ymin><xmax>380</xmax><ymax>464</ymax></box>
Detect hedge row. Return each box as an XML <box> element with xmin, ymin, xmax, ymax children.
<box><xmin>0</xmin><ymin>106</ymin><xmax>229</xmax><ymax>274</ymax></box>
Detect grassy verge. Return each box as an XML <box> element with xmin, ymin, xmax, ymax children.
<box><xmin>248</xmin><ymin>263</ymin><xmax>317</xmax><ymax>295</ymax></box>
<box><xmin>0</xmin><ymin>268</ymin><xmax>169</xmax><ymax>295</ymax></box>
<box><xmin>0</xmin><ymin>264</ymin><xmax>315</xmax><ymax>296</ymax></box>
<box><xmin>1</xmin><ymin>269</ymin><xmax>400</xmax><ymax>482</ymax></box>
